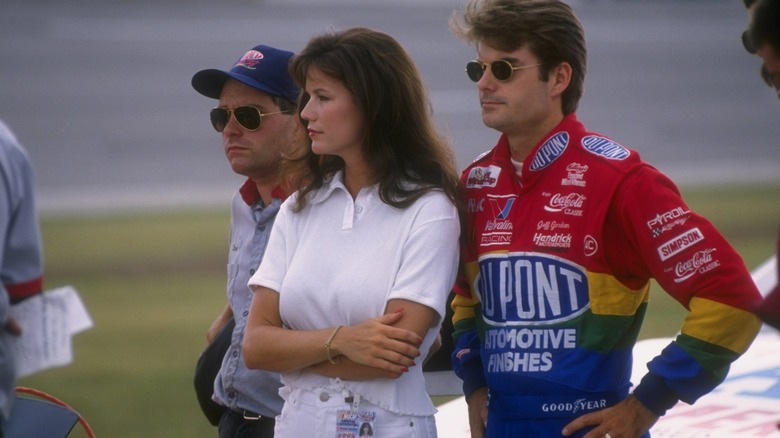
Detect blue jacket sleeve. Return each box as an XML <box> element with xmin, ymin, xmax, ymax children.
<box><xmin>452</xmin><ymin>328</ymin><xmax>487</xmax><ymax>398</ymax></box>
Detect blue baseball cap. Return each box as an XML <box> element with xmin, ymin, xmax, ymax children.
<box><xmin>192</xmin><ymin>45</ymin><xmax>299</xmax><ymax>102</ymax></box>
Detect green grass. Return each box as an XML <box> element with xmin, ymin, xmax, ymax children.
<box><xmin>18</xmin><ymin>183</ymin><xmax>779</xmax><ymax>437</ymax></box>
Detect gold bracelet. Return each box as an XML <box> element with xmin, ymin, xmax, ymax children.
<box><xmin>325</xmin><ymin>325</ymin><xmax>343</xmax><ymax>364</ymax></box>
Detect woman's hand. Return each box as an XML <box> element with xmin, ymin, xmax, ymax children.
<box><xmin>331</xmin><ymin>309</ymin><xmax>422</xmax><ymax>374</ymax></box>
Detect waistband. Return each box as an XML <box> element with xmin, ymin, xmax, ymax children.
<box><xmin>285</xmin><ymin>386</ymin><xmax>362</xmax><ymax>410</ymax></box>
<box><xmin>488</xmin><ymin>390</ymin><xmax>625</xmax><ymax>419</ymax></box>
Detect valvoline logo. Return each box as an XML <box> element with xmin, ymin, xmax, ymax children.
<box><xmin>530</xmin><ymin>132</ymin><xmax>569</xmax><ymax>171</ymax></box>
<box><xmin>475</xmin><ymin>253</ymin><xmax>589</xmax><ymax>325</ymax></box>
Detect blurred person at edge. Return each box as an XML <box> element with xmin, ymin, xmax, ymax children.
<box><xmin>0</xmin><ymin>119</ymin><xmax>45</xmax><ymax>436</ymax></box>
<box><xmin>191</xmin><ymin>44</ymin><xmax>301</xmax><ymax>438</ymax></box>
<box><xmin>448</xmin><ymin>0</ymin><xmax>764</xmax><ymax>437</ymax></box>
<box><xmin>242</xmin><ymin>27</ymin><xmax>461</xmax><ymax>438</ymax></box>
<box><xmin>743</xmin><ymin>0</ymin><xmax>780</xmax><ymax>99</ymax></box>
<box><xmin>744</xmin><ymin>0</ymin><xmax>780</xmax><ymax>329</ymax></box>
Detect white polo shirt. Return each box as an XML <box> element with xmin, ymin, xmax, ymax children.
<box><xmin>249</xmin><ymin>171</ymin><xmax>459</xmax><ymax>415</ymax></box>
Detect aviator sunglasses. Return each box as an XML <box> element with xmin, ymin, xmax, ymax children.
<box><xmin>466</xmin><ymin>59</ymin><xmax>541</xmax><ymax>82</ymax></box>
<box><xmin>209</xmin><ymin>106</ymin><xmax>291</xmax><ymax>132</ymax></box>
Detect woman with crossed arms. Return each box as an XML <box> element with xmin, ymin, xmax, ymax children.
<box><xmin>243</xmin><ymin>27</ymin><xmax>461</xmax><ymax>438</ymax></box>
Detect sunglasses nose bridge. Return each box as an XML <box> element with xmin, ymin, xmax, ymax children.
<box><xmin>221</xmin><ymin>108</ymin><xmax>246</xmax><ymax>133</ymax></box>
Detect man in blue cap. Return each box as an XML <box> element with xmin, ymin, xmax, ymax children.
<box><xmin>191</xmin><ymin>44</ymin><xmax>301</xmax><ymax>438</ymax></box>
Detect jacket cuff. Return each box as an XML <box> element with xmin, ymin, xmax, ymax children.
<box><xmin>460</xmin><ymin>358</ymin><xmax>488</xmax><ymax>398</ymax></box>
<box><xmin>632</xmin><ymin>372</ymin><xmax>680</xmax><ymax>416</ymax></box>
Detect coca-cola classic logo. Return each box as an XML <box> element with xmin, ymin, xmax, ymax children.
<box><xmin>544</xmin><ymin>193</ymin><xmax>586</xmax><ymax>216</ymax></box>
<box><xmin>674</xmin><ymin>248</ymin><xmax>719</xmax><ymax>283</ymax></box>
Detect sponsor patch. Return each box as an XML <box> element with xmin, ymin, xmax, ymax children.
<box><xmin>561</xmin><ymin>162</ymin><xmax>588</xmax><ymax>187</ymax></box>
<box><xmin>646</xmin><ymin>207</ymin><xmax>691</xmax><ymax>238</ymax></box>
<box><xmin>530</xmin><ymin>132</ymin><xmax>569</xmax><ymax>171</ymax></box>
<box><xmin>484</xmin><ymin>327</ymin><xmax>576</xmax><ymax>373</ymax></box>
<box><xmin>584</xmin><ymin>235</ymin><xmax>598</xmax><ymax>257</ymax></box>
<box><xmin>467</xmin><ymin>197</ymin><xmax>485</xmax><ymax>213</ymax></box>
<box><xmin>466</xmin><ymin>165</ymin><xmax>501</xmax><ymax>188</ymax></box>
<box><xmin>480</xmin><ymin>195</ymin><xmax>516</xmax><ymax>247</ymax></box>
<box><xmin>533</xmin><ymin>233</ymin><xmax>572</xmax><ymax>251</ymax></box>
<box><xmin>475</xmin><ymin>253</ymin><xmax>589</xmax><ymax>325</ymax></box>
<box><xmin>657</xmin><ymin>227</ymin><xmax>704</xmax><ymax>261</ymax></box>
<box><xmin>673</xmin><ymin>248</ymin><xmax>720</xmax><ymax>283</ymax></box>
<box><xmin>544</xmin><ymin>192</ymin><xmax>586</xmax><ymax>216</ymax></box>
<box><xmin>581</xmin><ymin>135</ymin><xmax>630</xmax><ymax>160</ymax></box>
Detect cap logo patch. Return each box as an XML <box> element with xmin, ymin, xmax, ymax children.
<box><xmin>235</xmin><ymin>50</ymin><xmax>265</xmax><ymax>70</ymax></box>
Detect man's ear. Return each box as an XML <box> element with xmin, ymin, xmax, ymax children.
<box><xmin>549</xmin><ymin>62</ymin><xmax>572</xmax><ymax>98</ymax></box>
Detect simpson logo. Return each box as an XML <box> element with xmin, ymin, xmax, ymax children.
<box><xmin>466</xmin><ymin>165</ymin><xmax>501</xmax><ymax>188</ymax></box>
<box><xmin>530</xmin><ymin>132</ymin><xmax>569</xmax><ymax>171</ymax></box>
<box><xmin>475</xmin><ymin>253</ymin><xmax>589</xmax><ymax>325</ymax></box>
<box><xmin>581</xmin><ymin>135</ymin><xmax>630</xmax><ymax>160</ymax></box>
<box><xmin>236</xmin><ymin>50</ymin><xmax>265</xmax><ymax>69</ymax></box>
<box><xmin>657</xmin><ymin>227</ymin><xmax>704</xmax><ymax>261</ymax></box>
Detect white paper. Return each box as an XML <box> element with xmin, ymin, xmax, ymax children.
<box><xmin>7</xmin><ymin>285</ymin><xmax>93</xmax><ymax>378</ymax></box>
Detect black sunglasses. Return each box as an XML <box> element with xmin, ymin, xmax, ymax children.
<box><xmin>209</xmin><ymin>106</ymin><xmax>290</xmax><ymax>132</ymax></box>
<box><xmin>466</xmin><ymin>59</ymin><xmax>541</xmax><ymax>82</ymax></box>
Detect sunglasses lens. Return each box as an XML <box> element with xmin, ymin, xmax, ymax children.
<box><xmin>209</xmin><ymin>108</ymin><xmax>229</xmax><ymax>132</ymax></box>
<box><xmin>466</xmin><ymin>61</ymin><xmax>484</xmax><ymax>82</ymax></box>
<box><xmin>233</xmin><ymin>106</ymin><xmax>261</xmax><ymax>131</ymax></box>
<box><xmin>491</xmin><ymin>60</ymin><xmax>513</xmax><ymax>81</ymax></box>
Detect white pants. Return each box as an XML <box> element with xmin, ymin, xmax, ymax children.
<box><xmin>274</xmin><ymin>385</ymin><xmax>437</xmax><ymax>438</ymax></box>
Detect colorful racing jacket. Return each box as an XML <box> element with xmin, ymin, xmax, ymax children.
<box><xmin>451</xmin><ymin>114</ymin><xmax>763</xmax><ymax>419</ymax></box>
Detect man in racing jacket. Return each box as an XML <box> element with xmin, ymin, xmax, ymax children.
<box><xmin>449</xmin><ymin>1</ymin><xmax>764</xmax><ymax>437</ymax></box>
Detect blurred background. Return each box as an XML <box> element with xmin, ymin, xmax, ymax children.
<box><xmin>2</xmin><ymin>0</ymin><xmax>778</xmax><ymax>214</ymax></box>
<box><xmin>1</xmin><ymin>0</ymin><xmax>778</xmax><ymax>437</ymax></box>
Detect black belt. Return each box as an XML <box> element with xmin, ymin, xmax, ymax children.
<box><xmin>229</xmin><ymin>408</ymin><xmax>274</xmax><ymax>423</ymax></box>
<box><xmin>241</xmin><ymin>409</ymin><xmax>263</xmax><ymax>421</ymax></box>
